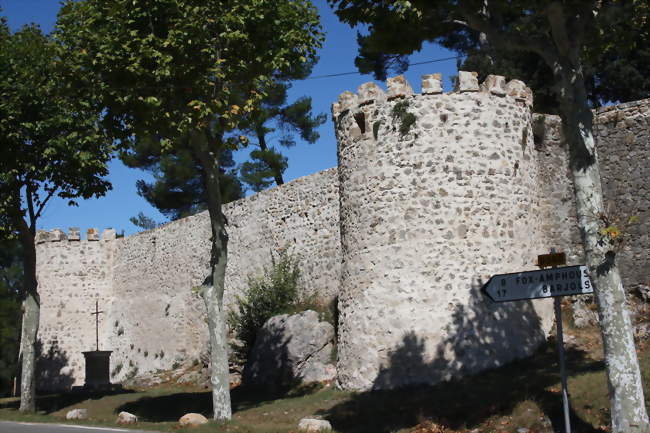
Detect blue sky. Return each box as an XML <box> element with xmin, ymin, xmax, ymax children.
<box><xmin>1</xmin><ymin>0</ymin><xmax>458</xmax><ymax>236</ymax></box>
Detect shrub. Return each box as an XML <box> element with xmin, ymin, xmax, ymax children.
<box><xmin>228</xmin><ymin>250</ymin><xmax>300</xmax><ymax>359</ymax></box>
<box><xmin>391</xmin><ymin>100</ymin><xmax>416</xmax><ymax>136</ymax></box>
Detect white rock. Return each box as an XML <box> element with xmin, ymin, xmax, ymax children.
<box><xmin>65</xmin><ymin>408</ymin><xmax>88</xmax><ymax>420</ymax></box>
<box><xmin>179</xmin><ymin>413</ymin><xmax>208</xmax><ymax>427</ymax></box>
<box><xmin>298</xmin><ymin>418</ymin><xmax>332</xmax><ymax>432</ymax></box>
<box><xmin>116</xmin><ymin>411</ymin><xmax>138</xmax><ymax>424</ymax></box>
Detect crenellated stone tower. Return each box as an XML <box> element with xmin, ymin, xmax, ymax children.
<box><xmin>332</xmin><ymin>72</ymin><xmax>555</xmax><ymax>390</ymax></box>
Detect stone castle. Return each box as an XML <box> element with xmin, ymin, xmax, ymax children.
<box><xmin>35</xmin><ymin>72</ymin><xmax>649</xmax><ymax>391</ymax></box>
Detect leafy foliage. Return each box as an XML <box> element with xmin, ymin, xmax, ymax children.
<box><xmin>122</xmin><ymin>142</ymin><xmax>243</xmax><ymax>222</ymax></box>
<box><xmin>0</xmin><ymin>22</ymin><xmax>112</xmax><ymax>410</ymax></box>
<box><xmin>0</xmin><ymin>23</ymin><xmax>112</xmax><ymax>239</ymax></box>
<box><xmin>332</xmin><ymin>1</ymin><xmax>649</xmax><ymax>113</ymax></box>
<box><xmin>55</xmin><ymin>0</ymin><xmax>323</xmax><ymax>149</ymax></box>
<box><xmin>228</xmin><ymin>251</ymin><xmax>300</xmax><ymax>359</ymax></box>
<box><xmin>239</xmin><ymin>77</ymin><xmax>326</xmax><ymax>191</ymax></box>
<box><xmin>391</xmin><ymin>100</ymin><xmax>416</xmax><ymax>136</ymax></box>
<box><xmin>128</xmin><ymin>212</ymin><xmax>160</xmax><ymax>231</ymax></box>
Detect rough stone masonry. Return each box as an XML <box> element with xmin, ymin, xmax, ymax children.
<box><xmin>35</xmin><ymin>71</ymin><xmax>649</xmax><ymax>391</ymax></box>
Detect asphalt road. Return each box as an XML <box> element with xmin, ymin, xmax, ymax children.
<box><xmin>0</xmin><ymin>421</ymin><xmax>159</xmax><ymax>433</ymax></box>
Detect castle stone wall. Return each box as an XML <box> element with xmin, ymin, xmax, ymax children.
<box><xmin>595</xmin><ymin>100</ymin><xmax>650</xmax><ymax>289</ymax></box>
<box><xmin>34</xmin><ymin>75</ymin><xmax>649</xmax><ymax>392</ymax></box>
<box><xmin>334</xmin><ymin>74</ymin><xmax>554</xmax><ymax>390</ymax></box>
<box><xmin>37</xmin><ymin>168</ymin><xmax>341</xmax><ymax>386</ymax></box>
<box><xmin>533</xmin><ymin>99</ymin><xmax>650</xmax><ymax>288</ymax></box>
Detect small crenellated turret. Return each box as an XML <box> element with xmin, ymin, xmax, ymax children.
<box><xmin>35</xmin><ymin>227</ymin><xmax>118</xmax><ymax>244</ymax></box>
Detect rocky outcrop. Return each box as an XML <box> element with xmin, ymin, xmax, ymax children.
<box><xmin>243</xmin><ymin>310</ymin><xmax>336</xmax><ymax>387</ymax></box>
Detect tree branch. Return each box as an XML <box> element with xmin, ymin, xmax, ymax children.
<box><xmin>546</xmin><ymin>2</ymin><xmax>572</xmax><ymax>57</ymax></box>
<box><xmin>33</xmin><ymin>187</ymin><xmax>57</xmax><ymax>224</ymax></box>
<box><xmin>459</xmin><ymin>8</ymin><xmax>556</xmax><ymax>65</ymax></box>
<box><xmin>25</xmin><ymin>183</ymin><xmax>36</xmax><ymax>233</ymax></box>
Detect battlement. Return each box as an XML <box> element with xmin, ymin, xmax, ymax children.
<box><xmin>35</xmin><ymin>227</ymin><xmax>117</xmax><ymax>244</ymax></box>
<box><xmin>331</xmin><ymin>71</ymin><xmax>533</xmax><ymax>120</ymax></box>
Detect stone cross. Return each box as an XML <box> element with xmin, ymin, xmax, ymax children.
<box><xmin>90</xmin><ymin>300</ymin><xmax>104</xmax><ymax>351</ymax></box>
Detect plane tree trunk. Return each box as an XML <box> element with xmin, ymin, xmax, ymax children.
<box><xmin>555</xmin><ymin>65</ymin><xmax>649</xmax><ymax>433</ymax></box>
<box><xmin>14</xmin><ymin>214</ymin><xmax>39</xmax><ymax>413</ymax></box>
<box><xmin>191</xmin><ymin>130</ymin><xmax>232</xmax><ymax>421</ymax></box>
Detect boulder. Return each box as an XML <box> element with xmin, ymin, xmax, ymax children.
<box><xmin>65</xmin><ymin>408</ymin><xmax>88</xmax><ymax>420</ymax></box>
<box><xmin>116</xmin><ymin>411</ymin><xmax>138</xmax><ymax>424</ymax></box>
<box><xmin>243</xmin><ymin>310</ymin><xmax>336</xmax><ymax>387</ymax></box>
<box><xmin>179</xmin><ymin>413</ymin><xmax>208</xmax><ymax>427</ymax></box>
<box><xmin>298</xmin><ymin>418</ymin><xmax>332</xmax><ymax>432</ymax></box>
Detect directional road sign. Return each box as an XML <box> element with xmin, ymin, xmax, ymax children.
<box><xmin>483</xmin><ymin>265</ymin><xmax>593</xmax><ymax>302</ymax></box>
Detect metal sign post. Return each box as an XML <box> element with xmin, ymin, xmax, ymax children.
<box><xmin>482</xmin><ymin>250</ymin><xmax>593</xmax><ymax>433</ymax></box>
<box><xmin>554</xmin><ymin>295</ymin><xmax>571</xmax><ymax>433</ymax></box>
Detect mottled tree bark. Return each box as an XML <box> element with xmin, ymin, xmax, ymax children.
<box><xmin>557</xmin><ymin>74</ymin><xmax>649</xmax><ymax>433</ymax></box>
<box><xmin>16</xmin><ymin>218</ymin><xmax>38</xmax><ymax>413</ymax></box>
<box><xmin>191</xmin><ymin>131</ymin><xmax>232</xmax><ymax>421</ymax></box>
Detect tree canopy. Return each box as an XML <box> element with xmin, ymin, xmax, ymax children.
<box><xmin>239</xmin><ymin>74</ymin><xmax>326</xmax><ymax>192</ymax></box>
<box><xmin>0</xmin><ymin>20</ymin><xmax>112</xmax><ymax>411</ymax></box>
<box><xmin>345</xmin><ymin>1</ymin><xmax>649</xmax><ymax>113</ymax></box>
<box><xmin>55</xmin><ymin>0</ymin><xmax>323</xmax><ymax>419</ymax></box>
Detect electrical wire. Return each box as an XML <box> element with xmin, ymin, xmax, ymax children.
<box><xmin>304</xmin><ymin>55</ymin><xmax>465</xmax><ymax>80</ymax></box>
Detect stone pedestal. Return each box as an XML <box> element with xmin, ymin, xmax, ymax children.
<box><xmin>82</xmin><ymin>351</ymin><xmax>112</xmax><ymax>389</ymax></box>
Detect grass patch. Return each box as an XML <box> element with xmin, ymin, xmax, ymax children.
<box><xmin>1</xmin><ymin>316</ymin><xmax>648</xmax><ymax>433</ymax></box>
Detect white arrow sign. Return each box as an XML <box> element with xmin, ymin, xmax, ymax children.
<box><xmin>483</xmin><ymin>265</ymin><xmax>593</xmax><ymax>302</ymax></box>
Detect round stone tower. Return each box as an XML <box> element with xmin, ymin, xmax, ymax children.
<box><xmin>333</xmin><ymin>72</ymin><xmax>554</xmax><ymax>391</ymax></box>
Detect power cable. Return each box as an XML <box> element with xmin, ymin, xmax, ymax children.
<box><xmin>304</xmin><ymin>55</ymin><xmax>465</xmax><ymax>80</ymax></box>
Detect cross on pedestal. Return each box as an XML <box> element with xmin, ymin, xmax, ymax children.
<box><xmin>90</xmin><ymin>300</ymin><xmax>104</xmax><ymax>351</ymax></box>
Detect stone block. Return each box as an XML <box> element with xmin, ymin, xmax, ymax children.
<box><xmin>338</xmin><ymin>91</ymin><xmax>358</xmax><ymax>112</ymax></box>
<box><xmin>87</xmin><ymin>228</ymin><xmax>100</xmax><ymax>241</ymax></box>
<box><xmin>50</xmin><ymin>229</ymin><xmax>67</xmax><ymax>242</ymax></box>
<box><xmin>457</xmin><ymin>71</ymin><xmax>479</xmax><ymax>92</ymax></box>
<box><xmin>102</xmin><ymin>228</ymin><xmax>117</xmax><ymax>241</ymax></box>
<box><xmin>357</xmin><ymin>82</ymin><xmax>386</xmax><ymax>105</ymax></box>
<box><xmin>481</xmin><ymin>74</ymin><xmax>507</xmax><ymax>96</ymax></box>
<box><xmin>68</xmin><ymin>227</ymin><xmax>81</xmax><ymax>241</ymax></box>
<box><xmin>387</xmin><ymin>75</ymin><xmax>414</xmax><ymax>99</ymax></box>
<box><xmin>422</xmin><ymin>73</ymin><xmax>443</xmax><ymax>94</ymax></box>
<box><xmin>505</xmin><ymin>79</ymin><xmax>533</xmax><ymax>106</ymax></box>
<box><xmin>35</xmin><ymin>230</ymin><xmax>51</xmax><ymax>244</ymax></box>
